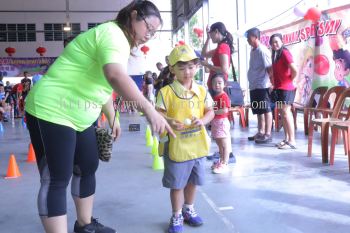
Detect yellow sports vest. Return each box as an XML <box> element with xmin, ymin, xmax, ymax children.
<box><xmin>158</xmin><ymin>84</ymin><xmax>211</xmax><ymax>162</ymax></box>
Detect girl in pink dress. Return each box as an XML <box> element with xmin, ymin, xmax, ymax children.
<box><xmin>211</xmin><ymin>73</ymin><xmax>231</xmax><ymax>174</ymax></box>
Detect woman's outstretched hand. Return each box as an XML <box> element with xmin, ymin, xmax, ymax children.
<box><xmin>145</xmin><ymin>108</ymin><xmax>175</xmax><ymax>137</ymax></box>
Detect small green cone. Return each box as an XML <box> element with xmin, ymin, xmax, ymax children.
<box><xmin>146</xmin><ymin>130</ymin><xmax>153</xmax><ymax>148</ymax></box>
<box><xmin>152</xmin><ymin>154</ymin><xmax>164</xmax><ymax>171</ymax></box>
<box><xmin>151</xmin><ymin>136</ymin><xmax>159</xmax><ymax>156</ymax></box>
<box><xmin>152</xmin><ymin>136</ymin><xmax>163</xmax><ymax>170</ymax></box>
<box><xmin>145</xmin><ymin>125</ymin><xmax>152</xmax><ymax>139</ymax></box>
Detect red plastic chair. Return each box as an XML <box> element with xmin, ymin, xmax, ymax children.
<box><xmin>229</xmin><ymin>106</ymin><xmax>246</xmax><ymax>128</ymax></box>
<box><xmin>293</xmin><ymin>86</ymin><xmax>328</xmax><ymax>135</ymax></box>
<box><xmin>329</xmin><ymin>120</ymin><xmax>350</xmax><ymax>172</ymax></box>
<box><xmin>307</xmin><ymin>87</ymin><xmax>348</xmax><ymax>163</ymax></box>
<box><xmin>308</xmin><ymin>86</ymin><xmax>346</xmax><ymax>121</ymax></box>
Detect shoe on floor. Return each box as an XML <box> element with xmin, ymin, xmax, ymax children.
<box><xmin>229</xmin><ymin>152</ymin><xmax>236</xmax><ymax>163</ymax></box>
<box><xmin>167</xmin><ymin>214</ymin><xmax>184</xmax><ymax>233</ymax></box>
<box><xmin>248</xmin><ymin>133</ymin><xmax>263</xmax><ymax>141</ymax></box>
<box><xmin>255</xmin><ymin>134</ymin><xmax>272</xmax><ymax>144</ymax></box>
<box><xmin>275</xmin><ymin>140</ymin><xmax>287</xmax><ymax>147</ymax></box>
<box><xmin>247</xmin><ymin>135</ymin><xmax>255</xmax><ymax>141</ymax></box>
<box><xmin>182</xmin><ymin>208</ymin><xmax>203</xmax><ymax>226</ymax></box>
<box><xmin>212</xmin><ymin>155</ymin><xmax>236</xmax><ymax>166</ymax></box>
<box><xmin>212</xmin><ymin>163</ymin><xmax>229</xmax><ymax>174</ymax></box>
<box><xmin>278</xmin><ymin>141</ymin><xmax>297</xmax><ymax>149</ymax></box>
<box><xmin>211</xmin><ymin>160</ymin><xmax>220</xmax><ymax>169</ymax></box>
<box><xmin>207</xmin><ymin>151</ymin><xmax>235</xmax><ymax>161</ymax></box>
<box><xmin>206</xmin><ymin>151</ymin><xmax>220</xmax><ymax>160</ymax></box>
<box><xmin>74</xmin><ymin>217</ymin><xmax>116</xmax><ymax>233</ymax></box>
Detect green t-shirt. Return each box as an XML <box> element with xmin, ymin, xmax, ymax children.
<box><xmin>25</xmin><ymin>21</ymin><xmax>130</xmax><ymax>131</ymax></box>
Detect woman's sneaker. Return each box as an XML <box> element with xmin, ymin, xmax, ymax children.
<box><xmin>74</xmin><ymin>217</ymin><xmax>116</xmax><ymax>233</ymax></box>
<box><xmin>182</xmin><ymin>208</ymin><xmax>203</xmax><ymax>226</ymax></box>
<box><xmin>167</xmin><ymin>214</ymin><xmax>184</xmax><ymax>233</ymax></box>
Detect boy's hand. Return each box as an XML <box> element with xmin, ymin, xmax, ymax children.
<box><xmin>191</xmin><ymin>116</ymin><xmax>204</xmax><ymax>127</ymax></box>
<box><xmin>168</xmin><ymin>118</ymin><xmax>185</xmax><ymax>131</ymax></box>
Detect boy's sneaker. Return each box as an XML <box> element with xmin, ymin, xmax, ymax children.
<box><xmin>168</xmin><ymin>214</ymin><xmax>184</xmax><ymax>233</ymax></box>
<box><xmin>182</xmin><ymin>208</ymin><xmax>203</xmax><ymax>226</ymax></box>
<box><xmin>74</xmin><ymin>217</ymin><xmax>116</xmax><ymax>233</ymax></box>
<box><xmin>212</xmin><ymin>163</ymin><xmax>229</xmax><ymax>174</ymax></box>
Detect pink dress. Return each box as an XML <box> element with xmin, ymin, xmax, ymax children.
<box><xmin>211</xmin><ymin>92</ymin><xmax>231</xmax><ymax>139</ymax></box>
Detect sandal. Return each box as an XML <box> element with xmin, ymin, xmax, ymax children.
<box><xmin>275</xmin><ymin>140</ymin><xmax>287</xmax><ymax>147</ymax></box>
<box><xmin>278</xmin><ymin>141</ymin><xmax>297</xmax><ymax>149</ymax></box>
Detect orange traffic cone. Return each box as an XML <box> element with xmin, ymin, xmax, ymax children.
<box><xmin>101</xmin><ymin>113</ymin><xmax>107</xmax><ymax>123</ymax></box>
<box><xmin>27</xmin><ymin>143</ymin><xmax>36</xmax><ymax>163</ymax></box>
<box><xmin>5</xmin><ymin>154</ymin><xmax>22</xmax><ymax>179</ymax></box>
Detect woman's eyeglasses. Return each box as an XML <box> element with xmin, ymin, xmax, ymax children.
<box><xmin>141</xmin><ymin>16</ymin><xmax>157</xmax><ymax>38</ymax></box>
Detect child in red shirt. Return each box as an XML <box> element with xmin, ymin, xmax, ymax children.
<box><xmin>211</xmin><ymin>73</ymin><xmax>231</xmax><ymax>174</ymax></box>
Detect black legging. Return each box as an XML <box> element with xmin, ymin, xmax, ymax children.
<box><xmin>26</xmin><ymin>112</ymin><xmax>99</xmax><ymax>217</ymax></box>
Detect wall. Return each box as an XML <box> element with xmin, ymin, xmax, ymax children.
<box><xmin>0</xmin><ymin>0</ymin><xmax>172</xmax><ymax>75</ymax></box>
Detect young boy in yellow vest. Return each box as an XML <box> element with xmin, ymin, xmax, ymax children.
<box><xmin>156</xmin><ymin>44</ymin><xmax>215</xmax><ymax>233</ymax></box>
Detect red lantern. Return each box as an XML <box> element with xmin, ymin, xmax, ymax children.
<box><xmin>140</xmin><ymin>45</ymin><xmax>149</xmax><ymax>55</ymax></box>
<box><xmin>36</xmin><ymin>47</ymin><xmax>47</xmax><ymax>56</ymax></box>
<box><xmin>304</xmin><ymin>7</ymin><xmax>321</xmax><ymax>22</ymax></box>
<box><xmin>5</xmin><ymin>47</ymin><xmax>16</xmax><ymax>56</ymax></box>
<box><xmin>178</xmin><ymin>40</ymin><xmax>185</xmax><ymax>45</ymax></box>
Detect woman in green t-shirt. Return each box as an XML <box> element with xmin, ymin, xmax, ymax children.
<box><xmin>25</xmin><ymin>1</ymin><xmax>174</xmax><ymax>233</ymax></box>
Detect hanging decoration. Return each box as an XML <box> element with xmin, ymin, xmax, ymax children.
<box><xmin>314</xmin><ymin>54</ymin><xmax>330</xmax><ymax>75</ymax></box>
<box><xmin>140</xmin><ymin>45</ymin><xmax>149</xmax><ymax>55</ymax></box>
<box><xmin>36</xmin><ymin>47</ymin><xmax>47</xmax><ymax>56</ymax></box>
<box><xmin>5</xmin><ymin>47</ymin><xmax>16</xmax><ymax>56</ymax></box>
<box><xmin>193</xmin><ymin>28</ymin><xmax>204</xmax><ymax>38</ymax></box>
<box><xmin>304</xmin><ymin>7</ymin><xmax>321</xmax><ymax>22</ymax></box>
<box><xmin>293</xmin><ymin>5</ymin><xmax>306</xmax><ymax>17</ymax></box>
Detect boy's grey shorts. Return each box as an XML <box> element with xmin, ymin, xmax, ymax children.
<box><xmin>162</xmin><ymin>155</ymin><xmax>206</xmax><ymax>189</ymax></box>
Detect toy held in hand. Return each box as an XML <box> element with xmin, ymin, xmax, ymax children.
<box><xmin>184</xmin><ymin>118</ymin><xmax>192</xmax><ymax>126</ymax></box>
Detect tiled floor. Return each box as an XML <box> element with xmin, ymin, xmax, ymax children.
<box><xmin>0</xmin><ymin>113</ymin><xmax>350</xmax><ymax>233</ymax></box>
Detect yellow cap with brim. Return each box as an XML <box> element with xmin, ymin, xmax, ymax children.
<box><xmin>168</xmin><ymin>44</ymin><xmax>198</xmax><ymax>66</ymax></box>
